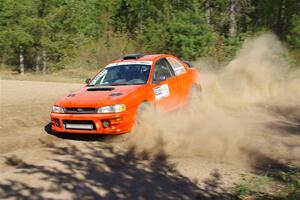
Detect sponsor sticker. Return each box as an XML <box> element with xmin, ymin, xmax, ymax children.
<box><xmin>153</xmin><ymin>84</ymin><xmax>170</xmax><ymax>100</ymax></box>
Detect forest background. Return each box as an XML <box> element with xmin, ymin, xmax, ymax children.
<box><xmin>0</xmin><ymin>0</ymin><xmax>299</xmax><ymax>80</ymax></box>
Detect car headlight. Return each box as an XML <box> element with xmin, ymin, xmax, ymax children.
<box><xmin>52</xmin><ymin>106</ymin><xmax>64</xmax><ymax>113</ymax></box>
<box><xmin>97</xmin><ymin>104</ymin><xmax>126</xmax><ymax>113</ymax></box>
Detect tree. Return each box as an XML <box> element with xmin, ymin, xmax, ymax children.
<box><xmin>112</xmin><ymin>0</ymin><xmax>216</xmax><ymax>59</ymax></box>
<box><xmin>287</xmin><ymin>14</ymin><xmax>300</xmax><ymax>48</ymax></box>
<box><xmin>0</xmin><ymin>0</ymin><xmax>35</xmax><ymax>73</ymax></box>
<box><xmin>0</xmin><ymin>0</ymin><xmax>111</xmax><ymax>73</ymax></box>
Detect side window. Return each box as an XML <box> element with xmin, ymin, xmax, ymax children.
<box><xmin>166</xmin><ymin>57</ymin><xmax>186</xmax><ymax>76</ymax></box>
<box><xmin>152</xmin><ymin>58</ymin><xmax>175</xmax><ymax>83</ymax></box>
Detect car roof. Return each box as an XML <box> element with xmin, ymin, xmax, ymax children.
<box><xmin>109</xmin><ymin>54</ymin><xmax>173</xmax><ymax>65</ymax></box>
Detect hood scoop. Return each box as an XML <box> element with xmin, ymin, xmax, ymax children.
<box><xmin>109</xmin><ymin>92</ymin><xmax>123</xmax><ymax>97</ymax></box>
<box><xmin>86</xmin><ymin>87</ymin><xmax>115</xmax><ymax>92</ymax></box>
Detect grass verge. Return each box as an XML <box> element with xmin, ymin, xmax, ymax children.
<box><xmin>234</xmin><ymin>165</ymin><xmax>300</xmax><ymax>200</ymax></box>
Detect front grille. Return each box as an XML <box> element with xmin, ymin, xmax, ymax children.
<box><xmin>64</xmin><ymin>107</ymin><xmax>97</xmax><ymax>114</ymax></box>
<box><xmin>63</xmin><ymin>120</ymin><xmax>96</xmax><ymax>130</ymax></box>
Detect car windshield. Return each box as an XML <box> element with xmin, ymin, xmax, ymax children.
<box><xmin>89</xmin><ymin>64</ymin><xmax>151</xmax><ymax>86</ymax></box>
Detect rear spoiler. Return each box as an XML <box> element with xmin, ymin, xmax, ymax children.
<box><xmin>183</xmin><ymin>61</ymin><xmax>193</xmax><ymax>68</ymax></box>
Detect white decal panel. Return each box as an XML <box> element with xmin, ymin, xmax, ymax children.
<box><xmin>90</xmin><ymin>69</ymin><xmax>107</xmax><ymax>85</ymax></box>
<box><xmin>166</xmin><ymin>57</ymin><xmax>186</xmax><ymax>76</ymax></box>
<box><xmin>106</xmin><ymin>61</ymin><xmax>153</xmax><ymax>67</ymax></box>
<box><xmin>153</xmin><ymin>84</ymin><xmax>170</xmax><ymax>100</ymax></box>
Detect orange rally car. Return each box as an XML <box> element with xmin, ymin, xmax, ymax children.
<box><xmin>51</xmin><ymin>54</ymin><xmax>201</xmax><ymax>134</ymax></box>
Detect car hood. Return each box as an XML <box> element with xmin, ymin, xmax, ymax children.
<box><xmin>56</xmin><ymin>85</ymin><xmax>144</xmax><ymax>108</ymax></box>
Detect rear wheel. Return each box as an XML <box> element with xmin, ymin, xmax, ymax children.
<box><xmin>189</xmin><ymin>84</ymin><xmax>202</xmax><ymax>107</ymax></box>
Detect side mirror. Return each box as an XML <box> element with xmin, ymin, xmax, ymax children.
<box><xmin>154</xmin><ymin>75</ymin><xmax>166</xmax><ymax>83</ymax></box>
<box><xmin>183</xmin><ymin>61</ymin><xmax>193</xmax><ymax>68</ymax></box>
<box><xmin>85</xmin><ymin>78</ymin><xmax>91</xmax><ymax>84</ymax></box>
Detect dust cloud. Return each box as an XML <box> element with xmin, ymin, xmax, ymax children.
<box><xmin>128</xmin><ymin>34</ymin><xmax>300</xmax><ymax>167</ymax></box>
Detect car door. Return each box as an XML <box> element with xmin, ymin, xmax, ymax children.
<box><xmin>166</xmin><ymin>56</ymin><xmax>190</xmax><ymax>106</ymax></box>
<box><xmin>151</xmin><ymin>58</ymin><xmax>181</xmax><ymax>112</ymax></box>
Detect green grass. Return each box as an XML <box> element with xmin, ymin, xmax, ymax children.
<box><xmin>234</xmin><ymin>165</ymin><xmax>300</xmax><ymax>200</ymax></box>
<box><xmin>0</xmin><ymin>71</ymin><xmax>84</xmax><ymax>83</ymax></box>
<box><xmin>0</xmin><ymin>65</ymin><xmax>100</xmax><ymax>83</ymax></box>
<box><xmin>273</xmin><ymin>168</ymin><xmax>300</xmax><ymax>200</ymax></box>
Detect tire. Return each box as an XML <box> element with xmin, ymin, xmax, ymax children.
<box><xmin>114</xmin><ymin>101</ymin><xmax>150</xmax><ymax>142</ymax></box>
<box><xmin>136</xmin><ymin>102</ymin><xmax>150</xmax><ymax>124</ymax></box>
<box><xmin>189</xmin><ymin>84</ymin><xmax>202</xmax><ymax>106</ymax></box>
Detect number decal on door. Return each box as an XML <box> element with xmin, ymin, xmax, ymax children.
<box><xmin>153</xmin><ymin>84</ymin><xmax>170</xmax><ymax>100</ymax></box>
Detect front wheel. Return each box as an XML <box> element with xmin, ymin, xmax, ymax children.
<box><xmin>136</xmin><ymin>102</ymin><xmax>151</xmax><ymax>125</ymax></box>
<box><xmin>114</xmin><ymin>102</ymin><xmax>152</xmax><ymax>142</ymax></box>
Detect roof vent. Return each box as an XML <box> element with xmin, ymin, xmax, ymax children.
<box><xmin>122</xmin><ymin>53</ymin><xmax>144</xmax><ymax>60</ymax></box>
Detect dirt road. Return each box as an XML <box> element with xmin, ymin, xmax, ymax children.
<box><xmin>1</xmin><ymin>35</ymin><xmax>299</xmax><ymax>199</ymax></box>
<box><xmin>0</xmin><ymin>79</ymin><xmax>248</xmax><ymax>199</ymax></box>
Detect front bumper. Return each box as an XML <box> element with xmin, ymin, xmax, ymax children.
<box><xmin>50</xmin><ymin>111</ymin><xmax>135</xmax><ymax>134</ymax></box>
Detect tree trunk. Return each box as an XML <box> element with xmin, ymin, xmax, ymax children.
<box><xmin>229</xmin><ymin>0</ymin><xmax>238</xmax><ymax>37</ymax></box>
<box><xmin>42</xmin><ymin>49</ymin><xmax>47</xmax><ymax>75</ymax></box>
<box><xmin>35</xmin><ymin>51</ymin><xmax>41</xmax><ymax>73</ymax></box>
<box><xmin>276</xmin><ymin>0</ymin><xmax>285</xmax><ymax>38</ymax></box>
<box><xmin>19</xmin><ymin>46</ymin><xmax>25</xmax><ymax>75</ymax></box>
<box><xmin>206</xmin><ymin>1</ymin><xmax>212</xmax><ymax>24</ymax></box>
<box><xmin>139</xmin><ymin>0</ymin><xmax>144</xmax><ymax>32</ymax></box>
